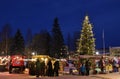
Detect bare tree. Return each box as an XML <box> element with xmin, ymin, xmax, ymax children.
<box><xmin>1</xmin><ymin>24</ymin><xmax>12</xmax><ymax>55</ymax></box>
<box><xmin>31</xmin><ymin>29</ymin><xmax>50</xmax><ymax>55</ymax></box>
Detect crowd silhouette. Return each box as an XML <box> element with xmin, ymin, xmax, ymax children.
<box><xmin>34</xmin><ymin>59</ymin><xmax>60</xmax><ymax>78</ymax></box>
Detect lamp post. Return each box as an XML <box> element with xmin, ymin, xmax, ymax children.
<box><xmin>32</xmin><ymin>52</ymin><xmax>35</xmax><ymax>56</ymax></box>
<box><xmin>96</xmin><ymin>51</ymin><xmax>99</xmax><ymax>55</ymax></box>
<box><xmin>102</xmin><ymin>29</ymin><xmax>106</xmax><ymax>56</ymax></box>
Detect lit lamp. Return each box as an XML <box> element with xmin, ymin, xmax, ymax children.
<box><xmin>32</xmin><ymin>52</ymin><xmax>35</xmax><ymax>55</ymax></box>
<box><xmin>96</xmin><ymin>51</ymin><xmax>99</xmax><ymax>55</ymax></box>
<box><xmin>41</xmin><ymin>57</ymin><xmax>44</xmax><ymax>61</ymax></box>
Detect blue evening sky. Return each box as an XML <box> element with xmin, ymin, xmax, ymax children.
<box><xmin>0</xmin><ymin>0</ymin><xmax>120</xmax><ymax>48</ymax></box>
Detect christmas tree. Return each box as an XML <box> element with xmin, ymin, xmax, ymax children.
<box><xmin>77</xmin><ymin>15</ymin><xmax>95</xmax><ymax>55</ymax></box>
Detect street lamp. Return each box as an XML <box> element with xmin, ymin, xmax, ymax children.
<box><xmin>96</xmin><ymin>51</ymin><xmax>99</xmax><ymax>55</ymax></box>
<box><xmin>32</xmin><ymin>52</ymin><xmax>35</xmax><ymax>55</ymax></box>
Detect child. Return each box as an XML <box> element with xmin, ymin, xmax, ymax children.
<box><xmin>80</xmin><ymin>63</ymin><xmax>86</xmax><ymax>76</ymax></box>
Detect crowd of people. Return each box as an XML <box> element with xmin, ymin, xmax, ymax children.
<box><xmin>78</xmin><ymin>56</ymin><xmax>120</xmax><ymax>76</ymax></box>
<box><xmin>73</xmin><ymin>56</ymin><xmax>120</xmax><ymax>76</ymax></box>
<box><xmin>33</xmin><ymin>59</ymin><xmax>60</xmax><ymax>78</ymax></box>
<box><xmin>79</xmin><ymin>59</ymin><xmax>90</xmax><ymax>76</ymax></box>
<box><xmin>28</xmin><ymin>56</ymin><xmax>120</xmax><ymax>78</ymax></box>
<box><xmin>96</xmin><ymin>56</ymin><xmax>120</xmax><ymax>74</ymax></box>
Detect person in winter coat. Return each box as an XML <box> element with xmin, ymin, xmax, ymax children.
<box><xmin>40</xmin><ymin>61</ymin><xmax>46</xmax><ymax>76</ymax></box>
<box><xmin>80</xmin><ymin>63</ymin><xmax>86</xmax><ymax>76</ymax></box>
<box><xmin>47</xmin><ymin>60</ymin><xmax>53</xmax><ymax>76</ymax></box>
<box><xmin>85</xmin><ymin>60</ymin><xmax>90</xmax><ymax>76</ymax></box>
<box><xmin>54</xmin><ymin>60</ymin><xmax>60</xmax><ymax>76</ymax></box>
<box><xmin>35</xmin><ymin>59</ymin><xmax>41</xmax><ymax>78</ymax></box>
<box><xmin>99</xmin><ymin>57</ymin><xmax>104</xmax><ymax>73</ymax></box>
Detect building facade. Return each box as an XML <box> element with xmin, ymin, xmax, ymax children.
<box><xmin>109</xmin><ymin>47</ymin><xmax>120</xmax><ymax>56</ymax></box>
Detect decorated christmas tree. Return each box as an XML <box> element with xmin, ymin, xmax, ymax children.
<box><xmin>77</xmin><ymin>15</ymin><xmax>95</xmax><ymax>55</ymax></box>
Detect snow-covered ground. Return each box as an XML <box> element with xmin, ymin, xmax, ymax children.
<box><xmin>1</xmin><ymin>71</ymin><xmax>120</xmax><ymax>79</ymax></box>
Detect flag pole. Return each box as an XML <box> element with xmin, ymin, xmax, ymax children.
<box><xmin>102</xmin><ymin>29</ymin><xmax>105</xmax><ymax>56</ymax></box>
